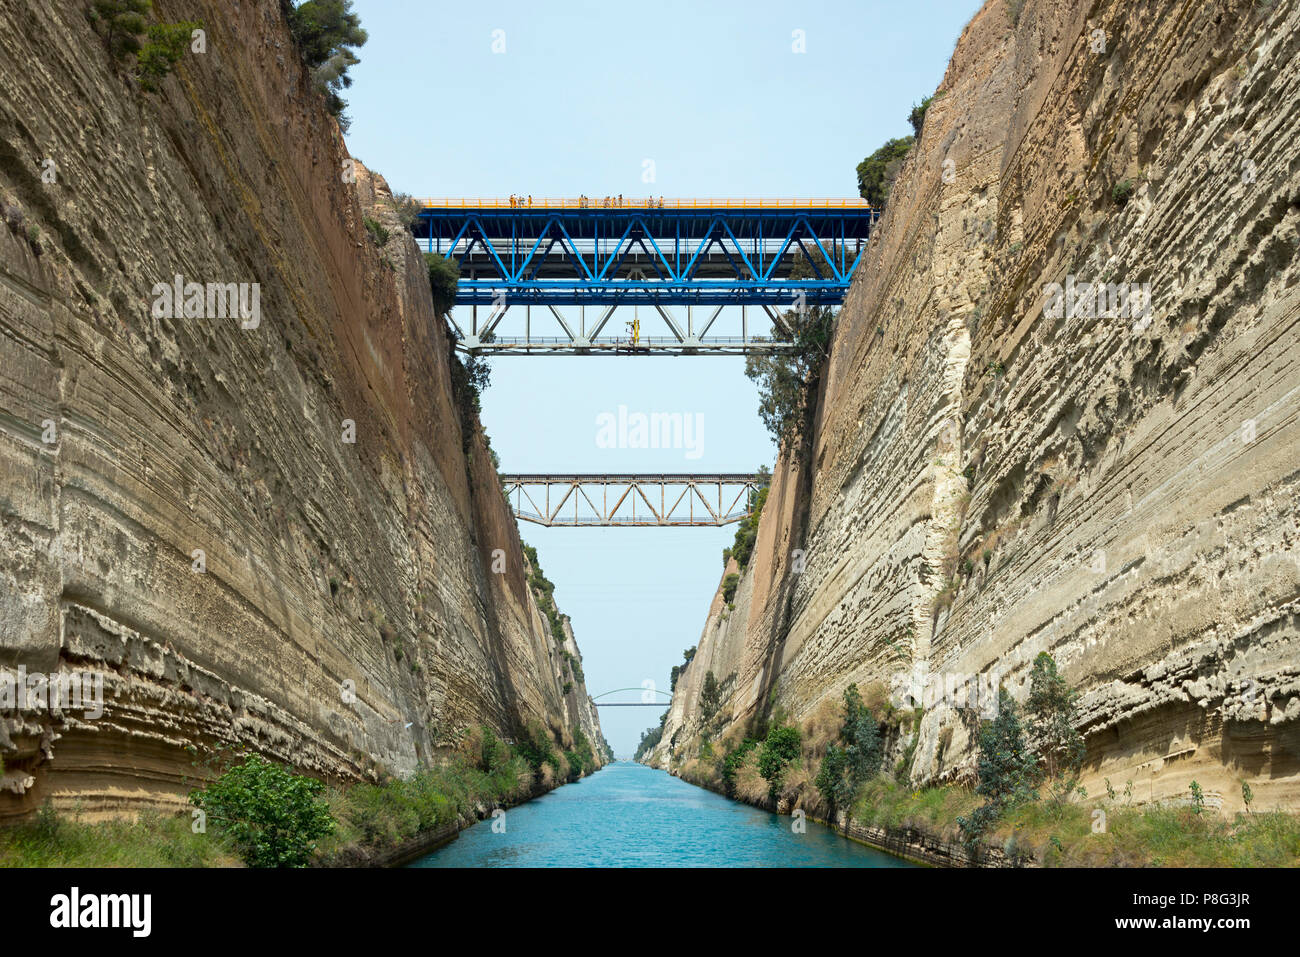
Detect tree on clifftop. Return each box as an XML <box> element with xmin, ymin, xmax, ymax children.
<box><xmin>856</xmin><ymin>136</ymin><xmax>914</xmax><ymax>210</ymax></box>
<box><xmin>284</xmin><ymin>0</ymin><xmax>368</xmax><ymax>129</ymax></box>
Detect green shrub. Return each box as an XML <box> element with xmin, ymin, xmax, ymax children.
<box><xmin>815</xmin><ymin>745</ymin><xmax>852</xmax><ymax>810</ymax></box>
<box><xmin>856</xmin><ymin>136</ymin><xmax>914</xmax><ymax>210</ymax></box>
<box><xmin>1026</xmin><ymin>651</ymin><xmax>1084</xmax><ymax>785</ymax></box>
<box><xmin>425</xmin><ymin>252</ymin><xmax>459</xmax><ymax>317</ymax></box>
<box><xmin>700</xmin><ymin>671</ymin><xmax>721</xmax><ymax>721</ymax></box>
<box><xmin>137</xmin><ymin>21</ymin><xmax>201</xmax><ymax>91</ymax></box>
<box><xmin>634</xmin><ymin>715</ymin><xmax>667</xmax><ymax>762</ymax></box>
<box><xmin>669</xmin><ymin>646</ymin><xmax>697</xmax><ymax>691</ymax></box>
<box><xmin>522</xmin><ymin>542</ymin><xmax>570</xmax><ymax>650</ymax></box>
<box><xmin>814</xmin><ymin>683</ymin><xmax>883</xmax><ymax>812</ymax></box>
<box><xmin>757</xmin><ymin>725</ymin><xmax>802</xmax><ymax>800</ymax></box>
<box><xmin>727</xmin><ymin>485</ymin><xmax>769</xmax><ymax>567</ymax></box>
<box><xmin>90</xmin><ymin>0</ymin><xmax>201</xmax><ymax>90</ymax></box>
<box><xmin>957</xmin><ymin>689</ymin><xmax>1038</xmax><ymax>852</ymax></box>
<box><xmin>90</xmin><ymin>0</ymin><xmax>150</xmax><ymax>60</ymax></box>
<box><xmin>479</xmin><ymin>727</ymin><xmax>507</xmax><ymax>773</ymax></box>
<box><xmin>721</xmin><ymin>573</ymin><xmax>740</xmax><ymax>603</ymax></box>
<box><xmin>746</xmin><ymin>298</ymin><xmax>834</xmax><ymax>458</ymax></box>
<box><xmin>721</xmin><ymin>738</ymin><xmax>758</xmax><ymax>797</ymax></box>
<box><xmin>363</xmin><ymin>216</ymin><xmax>389</xmax><ymax>246</ymax></box>
<box><xmin>842</xmin><ymin>684</ymin><xmax>883</xmax><ymax>783</ymax></box>
<box><xmin>566</xmin><ymin>730</ymin><xmax>596</xmax><ymax>779</ymax></box>
<box><xmin>908</xmin><ymin>95</ymin><xmax>933</xmax><ymax>138</ymax></box>
<box><xmin>1112</xmin><ymin>179</ymin><xmax>1135</xmax><ymax>205</ymax></box>
<box><xmin>514</xmin><ymin>721</ymin><xmax>560</xmax><ymax>778</ymax></box>
<box><xmin>392</xmin><ymin>192</ymin><xmax>423</xmax><ymax>228</ymax></box>
<box><xmin>189</xmin><ymin>754</ymin><xmax>335</xmax><ymax>868</ymax></box>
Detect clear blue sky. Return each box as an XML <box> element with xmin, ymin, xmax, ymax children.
<box><xmin>344</xmin><ymin>0</ymin><xmax>982</xmax><ymax>756</ymax></box>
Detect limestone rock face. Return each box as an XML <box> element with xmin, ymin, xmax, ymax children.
<box><xmin>0</xmin><ymin>0</ymin><xmax>603</xmax><ymax>819</ymax></box>
<box><xmin>650</xmin><ymin>0</ymin><xmax>1300</xmax><ymax>813</ymax></box>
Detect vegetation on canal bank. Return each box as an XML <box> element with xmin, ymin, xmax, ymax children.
<box><xmin>0</xmin><ymin>724</ymin><xmax>605</xmax><ymax>868</ymax></box>
<box><xmin>645</xmin><ymin>654</ymin><xmax>1300</xmax><ymax>867</ymax></box>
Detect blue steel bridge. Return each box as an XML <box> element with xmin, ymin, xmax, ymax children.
<box><xmin>412</xmin><ymin>197</ymin><xmax>878</xmax><ymax>356</ymax></box>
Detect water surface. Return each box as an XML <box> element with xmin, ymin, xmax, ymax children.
<box><xmin>412</xmin><ymin>761</ymin><xmax>913</xmax><ymax>867</ymax></box>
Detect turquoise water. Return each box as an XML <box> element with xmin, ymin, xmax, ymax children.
<box><xmin>411</xmin><ymin>761</ymin><xmax>913</xmax><ymax>867</ymax></box>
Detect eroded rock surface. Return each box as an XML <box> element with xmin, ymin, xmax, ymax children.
<box><xmin>0</xmin><ymin>0</ymin><xmax>604</xmax><ymax>819</ymax></box>
<box><xmin>649</xmin><ymin>0</ymin><xmax>1299</xmax><ymax>813</ymax></box>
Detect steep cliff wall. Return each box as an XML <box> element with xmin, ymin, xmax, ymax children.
<box><xmin>0</xmin><ymin>0</ymin><xmax>603</xmax><ymax>820</ymax></box>
<box><xmin>650</xmin><ymin>0</ymin><xmax>1300</xmax><ymax>814</ymax></box>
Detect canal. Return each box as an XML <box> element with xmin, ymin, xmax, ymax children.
<box><xmin>412</xmin><ymin>761</ymin><xmax>914</xmax><ymax>867</ymax></box>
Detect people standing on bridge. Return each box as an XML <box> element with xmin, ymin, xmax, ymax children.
<box><xmin>618</xmin><ymin>193</ymin><xmax>624</xmax><ymax>207</ymax></box>
<box><xmin>528</xmin><ymin>195</ymin><xmax>533</xmax><ymax>207</ymax></box>
<box><xmin>509</xmin><ymin>194</ymin><xmax>516</xmax><ymax>208</ymax></box>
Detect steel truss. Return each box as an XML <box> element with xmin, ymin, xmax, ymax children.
<box><xmin>457</xmin><ymin>303</ymin><xmax>802</xmax><ymax>355</ymax></box>
<box><xmin>414</xmin><ymin>200</ymin><xmax>877</xmax><ymax>355</ymax></box>
<box><xmin>500</xmin><ymin>473</ymin><xmax>762</xmax><ymax>527</ymax></box>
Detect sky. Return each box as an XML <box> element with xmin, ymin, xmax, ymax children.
<box><xmin>343</xmin><ymin>0</ymin><xmax>983</xmax><ymax>756</ymax></box>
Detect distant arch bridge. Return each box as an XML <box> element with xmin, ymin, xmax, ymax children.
<box><xmin>591</xmin><ymin>688</ymin><xmax>673</xmax><ymax>707</ymax></box>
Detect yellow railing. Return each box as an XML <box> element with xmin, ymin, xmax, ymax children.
<box><xmin>417</xmin><ymin>197</ymin><xmax>874</xmax><ymax>210</ymax></box>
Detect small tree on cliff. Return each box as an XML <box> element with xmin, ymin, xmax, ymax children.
<box><xmin>425</xmin><ymin>252</ymin><xmax>459</xmax><ymax>317</ymax></box>
<box><xmin>91</xmin><ymin>0</ymin><xmax>151</xmax><ymax>60</ymax></box>
<box><xmin>744</xmin><ymin>252</ymin><xmax>836</xmax><ymax>461</ymax></box>
<box><xmin>842</xmin><ymin>684</ymin><xmax>883</xmax><ymax>783</ymax></box>
<box><xmin>814</xmin><ymin>683</ymin><xmax>882</xmax><ymax>813</ymax></box>
<box><xmin>425</xmin><ymin>252</ymin><xmax>491</xmax><ymax>443</ymax></box>
<box><xmin>90</xmin><ymin>0</ymin><xmax>202</xmax><ymax>91</ymax></box>
<box><xmin>957</xmin><ymin>688</ymin><xmax>1038</xmax><ymax>854</ymax></box>
<box><xmin>757</xmin><ymin>724</ymin><xmax>802</xmax><ymax>801</ymax></box>
<box><xmin>137</xmin><ymin>21</ymin><xmax>203</xmax><ymax>92</ymax></box>
<box><xmin>1026</xmin><ymin>652</ymin><xmax>1085</xmax><ymax>802</ymax></box>
<box><xmin>700</xmin><ymin>671</ymin><xmax>721</xmax><ymax>722</ymax></box>
<box><xmin>284</xmin><ymin>0</ymin><xmax>369</xmax><ymax>129</ymax></box>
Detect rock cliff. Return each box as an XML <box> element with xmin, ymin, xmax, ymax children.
<box><xmin>0</xmin><ymin>0</ymin><xmax>604</xmax><ymax>820</ymax></box>
<box><xmin>648</xmin><ymin>0</ymin><xmax>1299</xmax><ymax>814</ymax></box>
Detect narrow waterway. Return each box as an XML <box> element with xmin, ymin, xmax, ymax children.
<box><xmin>412</xmin><ymin>761</ymin><xmax>914</xmax><ymax>867</ymax></box>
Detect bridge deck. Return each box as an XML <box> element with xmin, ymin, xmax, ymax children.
<box><xmin>419</xmin><ymin>197</ymin><xmax>874</xmax><ymax>210</ymax></box>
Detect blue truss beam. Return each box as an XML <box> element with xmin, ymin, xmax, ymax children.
<box><xmin>413</xmin><ymin>203</ymin><xmax>878</xmax><ymax>307</ymax></box>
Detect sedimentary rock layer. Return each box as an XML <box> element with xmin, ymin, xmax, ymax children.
<box><xmin>650</xmin><ymin>0</ymin><xmax>1300</xmax><ymax>813</ymax></box>
<box><xmin>0</xmin><ymin>0</ymin><xmax>603</xmax><ymax>819</ymax></box>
